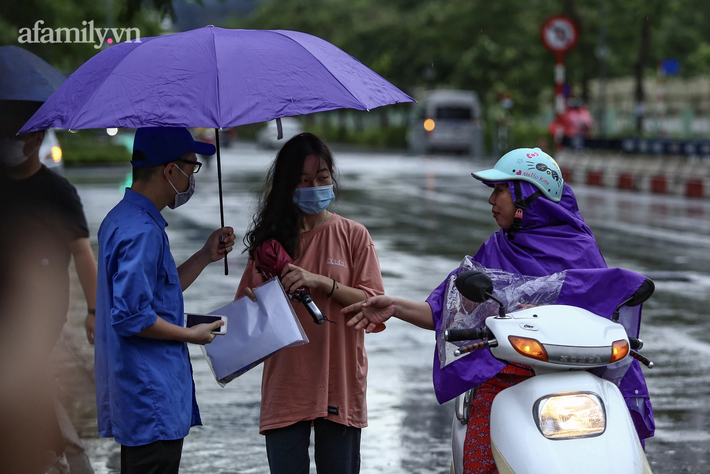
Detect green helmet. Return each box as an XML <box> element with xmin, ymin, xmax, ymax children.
<box><xmin>471</xmin><ymin>148</ymin><xmax>564</xmax><ymax>202</ymax></box>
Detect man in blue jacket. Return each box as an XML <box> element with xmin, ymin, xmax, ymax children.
<box><xmin>95</xmin><ymin>127</ymin><xmax>235</xmax><ymax>473</ymax></box>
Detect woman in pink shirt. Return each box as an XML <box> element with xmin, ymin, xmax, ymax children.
<box><xmin>236</xmin><ymin>133</ymin><xmax>384</xmax><ymax>474</ymax></box>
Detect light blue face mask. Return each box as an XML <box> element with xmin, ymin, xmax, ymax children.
<box><xmin>293</xmin><ymin>185</ymin><xmax>335</xmax><ymax>214</ymax></box>
<box><xmin>166</xmin><ymin>165</ymin><xmax>195</xmax><ymax>209</ymax></box>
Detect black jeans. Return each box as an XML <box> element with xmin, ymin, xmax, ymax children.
<box><xmin>120</xmin><ymin>439</ymin><xmax>184</xmax><ymax>474</ymax></box>
<box><xmin>265</xmin><ymin>419</ymin><xmax>361</xmax><ymax>474</ymax></box>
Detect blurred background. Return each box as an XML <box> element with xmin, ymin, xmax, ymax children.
<box><xmin>6</xmin><ymin>0</ymin><xmax>710</xmax><ymax>160</ymax></box>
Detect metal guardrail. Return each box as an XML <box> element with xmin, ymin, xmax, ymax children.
<box><xmin>562</xmin><ymin>136</ymin><xmax>710</xmax><ymax>156</ymax></box>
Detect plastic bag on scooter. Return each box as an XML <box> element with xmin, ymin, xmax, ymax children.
<box><xmin>438</xmin><ymin>258</ymin><xmax>565</xmax><ymax>369</ymax></box>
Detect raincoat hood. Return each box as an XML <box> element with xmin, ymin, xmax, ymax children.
<box><xmin>475</xmin><ymin>180</ymin><xmax>606</xmax><ymax>274</ymax></box>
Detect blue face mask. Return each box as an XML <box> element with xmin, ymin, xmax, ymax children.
<box><xmin>293</xmin><ymin>185</ymin><xmax>335</xmax><ymax>214</ymax></box>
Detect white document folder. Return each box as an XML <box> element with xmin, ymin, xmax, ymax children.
<box><xmin>202</xmin><ymin>277</ymin><xmax>309</xmax><ymax>386</ymax></box>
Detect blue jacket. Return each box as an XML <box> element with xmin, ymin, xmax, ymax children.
<box><xmin>95</xmin><ymin>189</ymin><xmax>201</xmax><ymax>446</ymax></box>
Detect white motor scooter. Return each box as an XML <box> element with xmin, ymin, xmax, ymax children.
<box><xmin>447</xmin><ymin>271</ymin><xmax>654</xmax><ymax>474</ymax></box>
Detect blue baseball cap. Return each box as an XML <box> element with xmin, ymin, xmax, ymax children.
<box><xmin>131</xmin><ymin>127</ymin><xmax>216</xmax><ymax>168</ymax></box>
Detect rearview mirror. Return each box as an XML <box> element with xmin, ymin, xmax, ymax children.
<box><xmin>612</xmin><ymin>278</ymin><xmax>655</xmax><ymax>322</ymax></box>
<box><xmin>455</xmin><ymin>270</ymin><xmax>493</xmax><ymax>303</ymax></box>
<box><xmin>625</xmin><ymin>279</ymin><xmax>655</xmax><ymax>307</ymax></box>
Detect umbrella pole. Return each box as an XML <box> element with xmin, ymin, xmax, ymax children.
<box><xmin>215</xmin><ymin>128</ymin><xmax>228</xmax><ymax>275</ymax></box>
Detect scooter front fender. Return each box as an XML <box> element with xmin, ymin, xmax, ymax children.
<box><xmin>490</xmin><ymin>371</ymin><xmax>651</xmax><ymax>474</ymax></box>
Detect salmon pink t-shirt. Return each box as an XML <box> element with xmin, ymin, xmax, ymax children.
<box><xmin>236</xmin><ymin>214</ymin><xmax>384</xmax><ymax>433</ymax></box>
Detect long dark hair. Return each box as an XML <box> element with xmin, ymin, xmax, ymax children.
<box><xmin>244</xmin><ymin>133</ymin><xmax>338</xmax><ymax>260</ymax></box>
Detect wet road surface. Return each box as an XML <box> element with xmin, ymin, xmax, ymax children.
<box><xmin>60</xmin><ymin>143</ymin><xmax>710</xmax><ymax>473</ymax></box>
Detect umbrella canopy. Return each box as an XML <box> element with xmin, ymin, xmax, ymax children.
<box><xmin>17</xmin><ymin>26</ymin><xmax>413</xmax><ymax>274</ymax></box>
<box><xmin>20</xmin><ymin>26</ymin><xmax>413</xmax><ymax>133</ymax></box>
<box><xmin>0</xmin><ymin>45</ymin><xmax>66</xmax><ymax>102</ymax></box>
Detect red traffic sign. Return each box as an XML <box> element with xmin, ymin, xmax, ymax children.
<box><xmin>541</xmin><ymin>16</ymin><xmax>579</xmax><ymax>54</ymax></box>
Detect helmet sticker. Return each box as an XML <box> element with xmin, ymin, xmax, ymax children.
<box><xmin>513</xmin><ymin>167</ymin><xmax>551</xmax><ymax>187</ymax></box>
<box><xmin>532</xmin><ymin>163</ymin><xmax>561</xmax><ymax>182</ymax></box>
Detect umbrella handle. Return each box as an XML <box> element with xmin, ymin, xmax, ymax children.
<box><xmin>216</xmin><ymin>129</ymin><xmax>228</xmax><ymax>275</ymax></box>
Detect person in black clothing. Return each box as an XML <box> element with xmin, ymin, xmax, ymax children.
<box><xmin>0</xmin><ymin>127</ymin><xmax>97</xmax><ymax>348</ymax></box>
<box><xmin>0</xmin><ymin>108</ymin><xmax>97</xmax><ymax>473</ymax></box>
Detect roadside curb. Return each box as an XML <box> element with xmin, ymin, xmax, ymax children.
<box><xmin>556</xmin><ymin>151</ymin><xmax>710</xmax><ymax>199</ymax></box>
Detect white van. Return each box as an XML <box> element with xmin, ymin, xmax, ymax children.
<box><xmin>407</xmin><ymin>90</ymin><xmax>483</xmax><ymax>155</ymax></box>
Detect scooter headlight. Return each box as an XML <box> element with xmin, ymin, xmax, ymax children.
<box><xmin>533</xmin><ymin>392</ymin><xmax>606</xmax><ymax>440</ymax></box>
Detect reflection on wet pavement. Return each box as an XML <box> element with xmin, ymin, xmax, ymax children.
<box><xmin>61</xmin><ymin>143</ymin><xmax>710</xmax><ymax>473</ymax></box>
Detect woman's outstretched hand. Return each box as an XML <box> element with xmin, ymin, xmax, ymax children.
<box><xmin>343</xmin><ymin>295</ymin><xmax>395</xmax><ymax>333</ymax></box>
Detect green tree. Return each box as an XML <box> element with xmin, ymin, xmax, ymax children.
<box><xmin>11</xmin><ymin>0</ymin><xmax>710</xmax><ymax>128</ymax></box>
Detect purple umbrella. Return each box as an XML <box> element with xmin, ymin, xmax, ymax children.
<box><xmin>20</xmin><ymin>26</ymin><xmax>414</xmax><ymax>273</ymax></box>
<box><xmin>20</xmin><ymin>27</ymin><xmax>413</xmax><ymax>131</ymax></box>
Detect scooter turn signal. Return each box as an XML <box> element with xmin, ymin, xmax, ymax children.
<box><xmin>509</xmin><ymin>336</ymin><xmax>548</xmax><ymax>362</ymax></box>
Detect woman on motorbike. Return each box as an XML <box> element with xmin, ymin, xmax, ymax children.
<box><xmin>343</xmin><ymin>148</ymin><xmax>654</xmax><ymax>474</ymax></box>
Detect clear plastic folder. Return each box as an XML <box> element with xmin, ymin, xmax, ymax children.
<box><xmin>202</xmin><ymin>277</ymin><xmax>309</xmax><ymax>386</ymax></box>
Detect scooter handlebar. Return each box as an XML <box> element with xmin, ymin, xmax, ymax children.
<box><xmin>630</xmin><ymin>350</ymin><xmax>654</xmax><ymax>368</ymax></box>
<box><xmin>445</xmin><ymin>327</ymin><xmax>492</xmax><ymax>342</ymax></box>
<box><xmin>629</xmin><ymin>337</ymin><xmax>644</xmax><ymax>350</ymax></box>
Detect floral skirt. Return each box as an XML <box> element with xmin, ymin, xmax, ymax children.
<box><xmin>462</xmin><ymin>363</ymin><xmax>535</xmax><ymax>474</ymax></box>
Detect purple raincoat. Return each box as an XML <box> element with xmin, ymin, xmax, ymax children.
<box><xmin>427</xmin><ymin>181</ymin><xmax>655</xmax><ymax>440</ymax></box>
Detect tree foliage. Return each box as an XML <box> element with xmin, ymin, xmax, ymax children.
<box><xmin>0</xmin><ymin>0</ymin><xmax>162</xmax><ymax>73</ymax></box>
<box><xmin>230</xmin><ymin>0</ymin><xmax>710</xmax><ymax>115</ymax></box>
<box><xmin>3</xmin><ymin>0</ymin><xmax>710</xmax><ymax>116</ymax></box>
